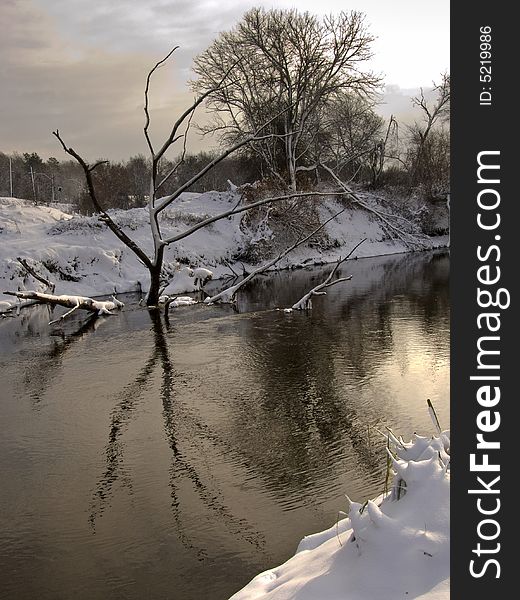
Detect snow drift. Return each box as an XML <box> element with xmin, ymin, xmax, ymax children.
<box><xmin>230</xmin><ymin>431</ymin><xmax>450</xmax><ymax>600</ymax></box>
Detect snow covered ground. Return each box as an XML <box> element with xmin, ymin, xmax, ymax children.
<box><xmin>230</xmin><ymin>431</ymin><xmax>450</xmax><ymax>600</ymax></box>
<box><xmin>0</xmin><ymin>191</ymin><xmax>447</xmax><ymax>308</ymax></box>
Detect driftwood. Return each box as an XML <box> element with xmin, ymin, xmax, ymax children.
<box><xmin>290</xmin><ymin>239</ymin><xmax>366</xmax><ymax>310</ymax></box>
<box><xmin>3</xmin><ymin>291</ymin><xmax>124</xmax><ymax>324</ymax></box>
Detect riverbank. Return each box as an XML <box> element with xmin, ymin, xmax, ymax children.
<box><xmin>230</xmin><ymin>431</ymin><xmax>450</xmax><ymax>600</ymax></box>
<box><xmin>0</xmin><ymin>191</ymin><xmax>448</xmax><ymax>308</ymax></box>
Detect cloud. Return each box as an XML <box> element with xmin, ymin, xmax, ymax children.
<box><xmin>1</xmin><ymin>0</ymin><xmax>448</xmax><ymax>160</ymax></box>
<box><xmin>33</xmin><ymin>0</ymin><xmax>251</xmax><ymax>62</ymax></box>
<box><xmin>0</xmin><ymin>0</ymin><xmax>204</xmax><ymax>159</ymax></box>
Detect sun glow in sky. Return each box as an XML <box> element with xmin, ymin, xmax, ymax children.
<box><xmin>0</xmin><ymin>0</ymin><xmax>449</xmax><ymax>160</ymax></box>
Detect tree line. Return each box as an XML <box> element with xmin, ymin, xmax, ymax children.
<box><xmin>0</xmin><ymin>151</ymin><xmax>261</xmax><ymax>211</ymax></box>
<box><xmin>1</xmin><ymin>8</ymin><xmax>449</xmax><ymax>214</ymax></box>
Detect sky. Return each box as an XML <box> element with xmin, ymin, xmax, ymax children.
<box><xmin>0</xmin><ymin>0</ymin><xmax>449</xmax><ymax>161</ymax></box>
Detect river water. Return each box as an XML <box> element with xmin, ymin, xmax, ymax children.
<box><xmin>0</xmin><ymin>250</ymin><xmax>449</xmax><ymax>600</ymax></box>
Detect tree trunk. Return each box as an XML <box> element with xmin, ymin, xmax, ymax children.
<box><xmin>146</xmin><ymin>246</ymin><xmax>165</xmax><ymax>306</ymax></box>
<box><xmin>287</xmin><ymin>135</ymin><xmax>297</xmax><ymax>191</ymax></box>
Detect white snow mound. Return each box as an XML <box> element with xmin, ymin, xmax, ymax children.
<box><xmin>230</xmin><ymin>431</ymin><xmax>450</xmax><ymax>600</ymax></box>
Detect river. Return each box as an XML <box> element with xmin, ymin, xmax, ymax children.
<box><xmin>0</xmin><ymin>250</ymin><xmax>449</xmax><ymax>600</ymax></box>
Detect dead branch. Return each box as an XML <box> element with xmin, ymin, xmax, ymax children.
<box><xmin>144</xmin><ymin>46</ymin><xmax>180</xmax><ymax>156</ymax></box>
<box><xmin>162</xmin><ymin>189</ymin><xmax>349</xmax><ymax>246</ymax></box>
<box><xmin>17</xmin><ymin>258</ymin><xmax>55</xmax><ymax>291</ymax></box>
<box><xmin>53</xmin><ymin>130</ymin><xmax>153</xmax><ymax>270</ymax></box>
<box><xmin>290</xmin><ymin>238</ymin><xmax>366</xmax><ymax>310</ymax></box>
<box><xmin>223</xmin><ymin>259</ymin><xmax>239</xmax><ymax>279</ymax></box>
<box><xmin>205</xmin><ymin>207</ymin><xmax>347</xmax><ymax>304</ymax></box>
<box><xmin>3</xmin><ymin>291</ymin><xmax>124</xmax><ymax>324</ymax></box>
<box><xmin>320</xmin><ymin>164</ymin><xmax>430</xmax><ymax>249</ymax></box>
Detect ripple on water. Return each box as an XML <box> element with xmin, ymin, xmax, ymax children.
<box><xmin>0</xmin><ymin>250</ymin><xmax>449</xmax><ymax>600</ymax></box>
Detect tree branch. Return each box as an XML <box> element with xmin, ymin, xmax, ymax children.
<box><xmin>17</xmin><ymin>258</ymin><xmax>55</xmax><ymax>291</ymax></box>
<box><xmin>320</xmin><ymin>163</ymin><xmax>430</xmax><ymax>248</ymax></box>
<box><xmin>162</xmin><ymin>189</ymin><xmax>349</xmax><ymax>246</ymax></box>
<box><xmin>144</xmin><ymin>46</ymin><xmax>180</xmax><ymax>156</ymax></box>
<box><xmin>53</xmin><ymin>130</ymin><xmax>153</xmax><ymax>269</ymax></box>
<box><xmin>290</xmin><ymin>238</ymin><xmax>366</xmax><ymax>310</ymax></box>
<box><xmin>205</xmin><ymin>206</ymin><xmax>347</xmax><ymax>303</ymax></box>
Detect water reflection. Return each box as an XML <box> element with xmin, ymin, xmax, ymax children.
<box><xmin>89</xmin><ymin>308</ymin><xmax>266</xmax><ymax>560</ymax></box>
<box><xmin>0</xmin><ymin>306</ymin><xmax>102</xmax><ymax>403</ymax></box>
<box><xmin>0</xmin><ymin>250</ymin><xmax>449</xmax><ymax>600</ymax></box>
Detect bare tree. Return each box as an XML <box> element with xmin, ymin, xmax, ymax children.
<box><xmin>46</xmin><ymin>47</ymin><xmax>362</xmax><ymax>306</ymax></box>
<box><xmin>368</xmin><ymin>115</ymin><xmax>400</xmax><ymax>188</ymax></box>
<box><xmin>317</xmin><ymin>93</ymin><xmax>385</xmax><ymax>181</ymax></box>
<box><xmin>192</xmin><ymin>8</ymin><xmax>381</xmax><ymax>191</ymax></box>
<box><xmin>407</xmin><ymin>73</ymin><xmax>450</xmax><ymax>193</ymax></box>
<box><xmin>51</xmin><ymin>47</ymin><xmax>354</xmax><ymax>306</ymax></box>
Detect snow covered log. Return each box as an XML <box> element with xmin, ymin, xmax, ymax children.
<box><xmin>3</xmin><ymin>290</ymin><xmax>124</xmax><ymax>324</ymax></box>
<box><xmin>163</xmin><ymin>295</ymin><xmax>198</xmax><ymax>313</ymax></box>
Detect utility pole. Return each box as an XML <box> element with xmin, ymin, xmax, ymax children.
<box><xmin>9</xmin><ymin>157</ymin><xmax>13</xmax><ymax>197</ymax></box>
<box><xmin>34</xmin><ymin>172</ymin><xmax>55</xmax><ymax>203</ymax></box>
<box><xmin>30</xmin><ymin>166</ymin><xmax>37</xmax><ymax>203</ymax></box>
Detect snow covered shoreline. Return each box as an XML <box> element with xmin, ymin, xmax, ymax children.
<box><xmin>0</xmin><ymin>192</ymin><xmax>448</xmax><ymax>308</ymax></box>
<box><xmin>230</xmin><ymin>431</ymin><xmax>450</xmax><ymax>600</ymax></box>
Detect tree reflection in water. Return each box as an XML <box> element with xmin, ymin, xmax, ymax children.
<box><xmin>89</xmin><ymin>308</ymin><xmax>266</xmax><ymax>558</ymax></box>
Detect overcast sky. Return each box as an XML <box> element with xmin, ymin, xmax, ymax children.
<box><xmin>0</xmin><ymin>0</ymin><xmax>449</xmax><ymax>161</ymax></box>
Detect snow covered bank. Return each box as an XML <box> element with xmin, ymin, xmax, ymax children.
<box><xmin>230</xmin><ymin>431</ymin><xmax>450</xmax><ymax>600</ymax></box>
<box><xmin>0</xmin><ymin>192</ymin><xmax>447</xmax><ymax>308</ymax></box>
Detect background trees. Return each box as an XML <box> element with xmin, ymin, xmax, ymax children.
<box><xmin>317</xmin><ymin>93</ymin><xmax>384</xmax><ymax>182</ymax></box>
<box><xmin>1</xmin><ymin>9</ymin><xmax>450</xmax><ymax>213</ymax></box>
<box><xmin>192</xmin><ymin>8</ymin><xmax>381</xmax><ymax>190</ymax></box>
<box><xmin>406</xmin><ymin>74</ymin><xmax>450</xmax><ymax>198</ymax></box>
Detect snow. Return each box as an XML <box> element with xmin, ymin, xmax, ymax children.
<box><xmin>0</xmin><ymin>192</ymin><xmax>448</xmax><ymax>310</ymax></box>
<box><xmin>230</xmin><ymin>431</ymin><xmax>450</xmax><ymax>600</ymax></box>
<box><xmin>159</xmin><ymin>295</ymin><xmax>198</xmax><ymax>307</ymax></box>
<box><xmin>192</xmin><ymin>266</ymin><xmax>213</xmax><ymax>282</ymax></box>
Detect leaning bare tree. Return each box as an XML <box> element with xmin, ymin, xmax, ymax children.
<box><xmin>52</xmin><ymin>47</ymin><xmax>353</xmax><ymax>306</ymax></box>
<box><xmin>192</xmin><ymin>8</ymin><xmax>381</xmax><ymax>191</ymax></box>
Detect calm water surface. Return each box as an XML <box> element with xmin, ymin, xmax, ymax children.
<box><xmin>0</xmin><ymin>250</ymin><xmax>449</xmax><ymax>600</ymax></box>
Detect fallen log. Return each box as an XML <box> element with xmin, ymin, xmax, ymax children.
<box><xmin>3</xmin><ymin>291</ymin><xmax>124</xmax><ymax>324</ymax></box>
